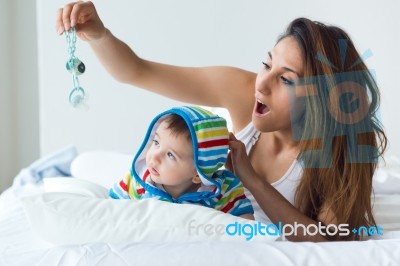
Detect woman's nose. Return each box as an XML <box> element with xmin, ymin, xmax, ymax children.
<box><xmin>256</xmin><ymin>71</ymin><xmax>273</xmax><ymax>95</ymax></box>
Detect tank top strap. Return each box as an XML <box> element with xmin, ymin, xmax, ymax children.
<box><xmin>234</xmin><ymin>123</ymin><xmax>261</xmax><ymax>155</ymax></box>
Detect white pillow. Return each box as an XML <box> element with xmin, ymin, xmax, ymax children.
<box><xmin>43</xmin><ymin>177</ymin><xmax>109</xmax><ymax>198</ymax></box>
<box><xmin>373</xmin><ymin>194</ymin><xmax>400</xmax><ymax>231</ymax></box>
<box><xmin>20</xmin><ymin>179</ymin><xmax>278</xmax><ymax>245</ymax></box>
<box><xmin>70</xmin><ymin>150</ymin><xmax>133</xmax><ymax>188</ymax></box>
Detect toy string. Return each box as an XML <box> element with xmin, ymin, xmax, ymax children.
<box><xmin>65</xmin><ymin>27</ymin><xmax>87</xmax><ymax>108</ymax></box>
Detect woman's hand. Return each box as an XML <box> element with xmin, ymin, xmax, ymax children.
<box><xmin>56</xmin><ymin>1</ymin><xmax>107</xmax><ymax>42</ymax></box>
<box><xmin>226</xmin><ymin>133</ymin><xmax>258</xmax><ymax>187</ymax></box>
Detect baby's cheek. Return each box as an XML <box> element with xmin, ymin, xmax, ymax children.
<box><xmin>145</xmin><ymin>152</ymin><xmax>151</xmax><ymax>166</ymax></box>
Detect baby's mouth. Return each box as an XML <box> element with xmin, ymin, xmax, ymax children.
<box><xmin>150</xmin><ymin>167</ymin><xmax>160</xmax><ymax>176</ymax></box>
<box><xmin>256</xmin><ymin>98</ymin><xmax>270</xmax><ymax>115</ymax></box>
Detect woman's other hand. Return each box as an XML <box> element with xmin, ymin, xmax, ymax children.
<box><xmin>56</xmin><ymin>1</ymin><xmax>107</xmax><ymax>42</ymax></box>
<box><xmin>226</xmin><ymin>133</ymin><xmax>257</xmax><ymax>187</ymax></box>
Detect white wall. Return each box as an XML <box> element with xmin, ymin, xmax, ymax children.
<box><xmin>0</xmin><ymin>0</ymin><xmax>14</xmax><ymax>191</ymax></box>
<box><xmin>37</xmin><ymin>0</ymin><xmax>400</xmax><ymax>158</ymax></box>
<box><xmin>0</xmin><ymin>0</ymin><xmax>40</xmax><ymax>192</ymax></box>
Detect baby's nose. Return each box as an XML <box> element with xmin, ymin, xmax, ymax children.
<box><xmin>151</xmin><ymin>151</ymin><xmax>162</xmax><ymax>164</ymax></box>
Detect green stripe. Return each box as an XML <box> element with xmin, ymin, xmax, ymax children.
<box><xmin>131</xmin><ymin>181</ymin><xmax>141</xmax><ymax>199</ymax></box>
<box><xmin>214</xmin><ymin>185</ymin><xmax>242</xmax><ymax>209</ymax></box>
<box><xmin>190</xmin><ymin>106</ymin><xmax>213</xmax><ymax>117</ymax></box>
<box><xmin>193</xmin><ymin>119</ymin><xmax>226</xmax><ymax>131</ymax></box>
<box><xmin>224</xmin><ymin>177</ymin><xmax>233</xmax><ymax>186</ymax></box>
<box><xmin>201</xmin><ymin>167</ymin><xmax>217</xmax><ymax>175</ymax></box>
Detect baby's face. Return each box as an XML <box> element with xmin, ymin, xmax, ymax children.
<box><xmin>145</xmin><ymin>121</ymin><xmax>197</xmax><ymax>188</ymax></box>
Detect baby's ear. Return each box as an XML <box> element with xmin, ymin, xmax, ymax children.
<box><xmin>192</xmin><ymin>174</ymin><xmax>202</xmax><ymax>184</ymax></box>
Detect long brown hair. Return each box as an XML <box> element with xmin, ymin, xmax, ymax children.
<box><xmin>279</xmin><ymin>18</ymin><xmax>388</xmax><ymax>240</ymax></box>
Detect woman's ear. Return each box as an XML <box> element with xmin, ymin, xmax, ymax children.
<box><xmin>192</xmin><ymin>174</ymin><xmax>201</xmax><ymax>184</ymax></box>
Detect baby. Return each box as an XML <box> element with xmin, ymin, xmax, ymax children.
<box><xmin>109</xmin><ymin>106</ymin><xmax>254</xmax><ymax>219</ymax></box>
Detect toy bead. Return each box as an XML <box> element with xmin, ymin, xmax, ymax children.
<box><xmin>66</xmin><ymin>58</ymin><xmax>86</xmax><ymax>75</ymax></box>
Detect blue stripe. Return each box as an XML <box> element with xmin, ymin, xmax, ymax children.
<box><xmin>229</xmin><ymin>205</ymin><xmax>254</xmax><ymax>216</ymax></box>
<box><xmin>175</xmin><ymin>106</ymin><xmax>198</xmax><ymax>120</ymax></box>
<box><xmin>198</xmin><ymin>157</ymin><xmax>226</xmax><ymax>168</ymax></box>
<box><xmin>225</xmin><ymin>178</ymin><xmax>241</xmax><ymax>192</ymax></box>
<box><xmin>184</xmin><ymin>106</ymin><xmax>205</xmax><ymax>119</ymax></box>
<box><xmin>109</xmin><ymin>187</ymin><xmax>129</xmax><ymax>199</ymax></box>
<box><xmin>197</xmin><ymin>148</ymin><xmax>228</xmax><ymax>157</ymax></box>
<box><xmin>108</xmin><ymin>189</ymin><xmax>119</xmax><ymax>199</ymax></box>
<box><xmin>110</xmin><ymin>185</ymin><xmax>130</xmax><ymax>199</ymax></box>
<box><xmin>198</xmin><ymin>154</ymin><xmax>227</xmax><ymax>163</ymax></box>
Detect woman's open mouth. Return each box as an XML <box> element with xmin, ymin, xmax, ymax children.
<box><xmin>254</xmin><ymin>98</ymin><xmax>270</xmax><ymax>116</ymax></box>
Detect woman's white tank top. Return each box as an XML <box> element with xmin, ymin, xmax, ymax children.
<box><xmin>235</xmin><ymin>123</ymin><xmax>303</xmax><ymax>224</ymax></box>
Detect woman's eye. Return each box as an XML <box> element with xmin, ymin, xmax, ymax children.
<box><xmin>262</xmin><ymin>61</ymin><xmax>271</xmax><ymax>70</ymax></box>
<box><xmin>262</xmin><ymin>61</ymin><xmax>294</xmax><ymax>85</ymax></box>
<box><xmin>281</xmin><ymin>76</ymin><xmax>294</xmax><ymax>86</ymax></box>
<box><xmin>167</xmin><ymin>152</ymin><xmax>176</xmax><ymax>160</ymax></box>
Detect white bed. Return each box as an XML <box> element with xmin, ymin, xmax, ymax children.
<box><xmin>1</xmin><ymin>150</ymin><xmax>400</xmax><ymax>266</ymax></box>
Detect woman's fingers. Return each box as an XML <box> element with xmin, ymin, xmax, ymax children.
<box><xmin>61</xmin><ymin>2</ymin><xmax>76</xmax><ymax>32</ymax></box>
<box><xmin>227</xmin><ymin>132</ymin><xmax>248</xmax><ymax>176</ymax></box>
<box><xmin>69</xmin><ymin>1</ymin><xmax>83</xmax><ymax>27</ymax></box>
<box><xmin>229</xmin><ymin>132</ymin><xmax>237</xmax><ymax>141</ymax></box>
<box><xmin>225</xmin><ymin>151</ymin><xmax>234</xmax><ymax>174</ymax></box>
<box><xmin>70</xmin><ymin>1</ymin><xmax>95</xmax><ymax>27</ymax></box>
<box><xmin>56</xmin><ymin>2</ymin><xmax>77</xmax><ymax>34</ymax></box>
<box><xmin>227</xmin><ymin>132</ymin><xmax>257</xmax><ymax>184</ymax></box>
<box><xmin>56</xmin><ymin>1</ymin><xmax>93</xmax><ymax>32</ymax></box>
<box><xmin>228</xmin><ymin>132</ymin><xmax>245</xmax><ymax>158</ymax></box>
<box><xmin>56</xmin><ymin>1</ymin><xmax>105</xmax><ymax>41</ymax></box>
<box><xmin>56</xmin><ymin>8</ymin><xmax>65</xmax><ymax>35</ymax></box>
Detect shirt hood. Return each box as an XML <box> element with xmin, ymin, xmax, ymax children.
<box><xmin>131</xmin><ymin>106</ymin><xmax>230</xmax><ymax>201</ymax></box>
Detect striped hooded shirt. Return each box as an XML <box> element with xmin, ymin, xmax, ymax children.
<box><xmin>109</xmin><ymin>106</ymin><xmax>254</xmax><ymax>217</ymax></box>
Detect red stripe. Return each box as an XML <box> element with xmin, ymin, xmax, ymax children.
<box><xmin>137</xmin><ymin>169</ymin><xmax>150</xmax><ymax>195</ymax></box>
<box><xmin>143</xmin><ymin>169</ymin><xmax>150</xmax><ymax>182</ymax></box>
<box><xmin>212</xmin><ymin>187</ymin><xmax>223</xmax><ymax>200</ymax></box>
<box><xmin>119</xmin><ymin>180</ymin><xmax>128</xmax><ymax>192</ymax></box>
<box><xmin>198</xmin><ymin>139</ymin><xmax>229</xmax><ymax>148</ymax></box>
<box><xmin>221</xmin><ymin>194</ymin><xmax>247</xmax><ymax>213</ymax></box>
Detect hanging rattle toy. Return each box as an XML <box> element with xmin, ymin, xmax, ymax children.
<box><xmin>65</xmin><ymin>27</ymin><xmax>88</xmax><ymax>108</ymax></box>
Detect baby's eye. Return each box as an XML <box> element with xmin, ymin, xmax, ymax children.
<box><xmin>167</xmin><ymin>152</ymin><xmax>176</xmax><ymax>160</ymax></box>
<box><xmin>153</xmin><ymin>140</ymin><xmax>159</xmax><ymax>146</ymax></box>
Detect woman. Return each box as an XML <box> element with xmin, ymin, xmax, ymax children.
<box><xmin>56</xmin><ymin>1</ymin><xmax>387</xmax><ymax>241</ymax></box>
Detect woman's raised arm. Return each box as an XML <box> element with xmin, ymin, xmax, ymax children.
<box><xmin>56</xmin><ymin>1</ymin><xmax>256</xmax><ymax>131</ymax></box>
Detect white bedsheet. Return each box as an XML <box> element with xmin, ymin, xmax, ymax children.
<box><xmin>2</xmin><ymin>151</ymin><xmax>400</xmax><ymax>266</ymax></box>
<box><xmin>1</xmin><ymin>187</ymin><xmax>400</xmax><ymax>266</ymax></box>
<box><xmin>6</xmin><ymin>239</ymin><xmax>400</xmax><ymax>266</ymax></box>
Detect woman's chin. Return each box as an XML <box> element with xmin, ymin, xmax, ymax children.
<box><xmin>252</xmin><ymin>113</ymin><xmax>271</xmax><ymax>132</ymax></box>
<box><xmin>252</xmin><ymin>117</ymin><xmax>269</xmax><ymax>132</ymax></box>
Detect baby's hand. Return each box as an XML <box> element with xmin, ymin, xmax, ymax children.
<box><xmin>56</xmin><ymin>1</ymin><xmax>107</xmax><ymax>42</ymax></box>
